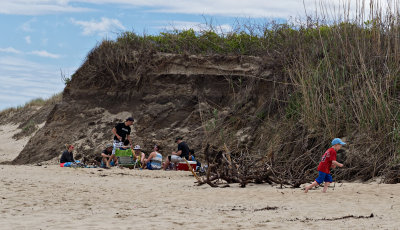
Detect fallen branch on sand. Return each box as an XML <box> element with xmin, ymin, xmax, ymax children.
<box><xmin>288</xmin><ymin>213</ymin><xmax>374</xmax><ymax>222</ymax></box>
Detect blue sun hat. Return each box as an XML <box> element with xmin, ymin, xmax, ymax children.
<box><xmin>331</xmin><ymin>138</ymin><xmax>346</xmax><ymax>146</ymax></box>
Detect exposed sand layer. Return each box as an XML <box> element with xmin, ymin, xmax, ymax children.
<box><xmin>0</xmin><ymin>125</ymin><xmax>31</xmax><ymax>162</ymax></box>
<box><xmin>0</xmin><ymin>165</ymin><xmax>399</xmax><ymax>229</ymax></box>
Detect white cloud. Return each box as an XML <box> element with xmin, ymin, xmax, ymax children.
<box><xmin>71</xmin><ymin>17</ymin><xmax>125</xmax><ymax>36</ymax></box>
<box><xmin>30</xmin><ymin>50</ymin><xmax>61</xmax><ymax>58</ymax></box>
<box><xmin>0</xmin><ymin>0</ymin><xmax>92</xmax><ymax>15</ymax></box>
<box><xmin>0</xmin><ymin>47</ymin><xmax>22</xmax><ymax>54</ymax></box>
<box><xmin>128</xmin><ymin>0</ymin><xmax>377</xmax><ymax>19</ymax></box>
<box><xmin>25</xmin><ymin>36</ymin><xmax>32</xmax><ymax>44</ymax></box>
<box><xmin>0</xmin><ymin>0</ymin><xmax>383</xmax><ymax>19</ymax></box>
<box><xmin>0</xmin><ymin>56</ymin><xmax>66</xmax><ymax>110</ymax></box>
<box><xmin>0</xmin><ymin>47</ymin><xmax>60</xmax><ymax>58</ymax></box>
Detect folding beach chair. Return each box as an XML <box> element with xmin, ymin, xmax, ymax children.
<box><xmin>114</xmin><ymin>148</ymin><xmax>135</xmax><ymax>168</ymax></box>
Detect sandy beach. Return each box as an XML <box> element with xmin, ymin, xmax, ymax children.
<box><xmin>1</xmin><ymin>125</ymin><xmax>400</xmax><ymax>229</ymax></box>
<box><xmin>0</xmin><ymin>165</ymin><xmax>399</xmax><ymax>229</ymax></box>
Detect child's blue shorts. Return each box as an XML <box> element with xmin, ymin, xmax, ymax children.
<box><xmin>315</xmin><ymin>171</ymin><xmax>333</xmax><ymax>184</ymax></box>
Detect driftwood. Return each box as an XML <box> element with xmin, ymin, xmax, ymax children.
<box><xmin>195</xmin><ymin>144</ymin><xmax>301</xmax><ymax>188</ymax></box>
<box><xmin>288</xmin><ymin>213</ymin><xmax>374</xmax><ymax>222</ymax></box>
<box><xmin>184</xmin><ymin>158</ymin><xmax>202</xmax><ymax>181</ymax></box>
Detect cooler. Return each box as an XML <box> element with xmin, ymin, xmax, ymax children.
<box><xmin>176</xmin><ymin>161</ymin><xmax>197</xmax><ymax>171</ymax></box>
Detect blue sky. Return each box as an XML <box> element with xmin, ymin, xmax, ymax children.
<box><xmin>0</xmin><ymin>0</ymin><xmax>366</xmax><ymax>110</ymax></box>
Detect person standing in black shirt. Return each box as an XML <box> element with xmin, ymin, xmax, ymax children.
<box><xmin>109</xmin><ymin>117</ymin><xmax>134</xmax><ymax>166</ymax></box>
<box><xmin>112</xmin><ymin>117</ymin><xmax>134</xmax><ymax>143</ymax></box>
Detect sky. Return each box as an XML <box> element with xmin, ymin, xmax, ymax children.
<box><xmin>0</xmin><ymin>0</ymin><xmax>377</xmax><ymax>110</ymax></box>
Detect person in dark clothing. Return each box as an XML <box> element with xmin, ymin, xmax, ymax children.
<box><xmin>188</xmin><ymin>149</ymin><xmax>195</xmax><ymax>161</ymax></box>
<box><xmin>109</xmin><ymin>117</ymin><xmax>134</xmax><ymax>167</ymax></box>
<box><xmin>163</xmin><ymin>136</ymin><xmax>190</xmax><ymax>170</ymax></box>
<box><xmin>60</xmin><ymin>144</ymin><xmax>75</xmax><ymax>163</ymax></box>
<box><xmin>188</xmin><ymin>149</ymin><xmax>201</xmax><ymax>169</ymax></box>
<box><xmin>101</xmin><ymin>144</ymin><xmax>116</xmax><ymax>168</ymax></box>
<box><xmin>112</xmin><ymin>117</ymin><xmax>134</xmax><ymax>143</ymax></box>
<box><xmin>176</xmin><ymin>138</ymin><xmax>190</xmax><ymax>160</ymax></box>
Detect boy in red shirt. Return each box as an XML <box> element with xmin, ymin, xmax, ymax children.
<box><xmin>305</xmin><ymin>138</ymin><xmax>345</xmax><ymax>193</ymax></box>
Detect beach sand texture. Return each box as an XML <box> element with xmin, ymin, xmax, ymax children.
<box><xmin>1</xmin><ymin>125</ymin><xmax>400</xmax><ymax>229</ymax></box>
<box><xmin>1</xmin><ymin>165</ymin><xmax>400</xmax><ymax>229</ymax></box>
<box><xmin>0</xmin><ymin>125</ymin><xmax>31</xmax><ymax>163</ymax></box>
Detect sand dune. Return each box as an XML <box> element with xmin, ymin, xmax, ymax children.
<box><xmin>0</xmin><ymin>125</ymin><xmax>31</xmax><ymax>163</ymax></box>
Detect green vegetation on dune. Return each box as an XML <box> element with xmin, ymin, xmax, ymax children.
<box><xmin>117</xmin><ymin>29</ymin><xmax>267</xmax><ymax>55</ymax></box>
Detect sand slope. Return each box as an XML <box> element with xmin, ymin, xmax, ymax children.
<box><xmin>0</xmin><ymin>165</ymin><xmax>399</xmax><ymax>230</ymax></box>
<box><xmin>0</xmin><ymin>125</ymin><xmax>31</xmax><ymax>163</ymax></box>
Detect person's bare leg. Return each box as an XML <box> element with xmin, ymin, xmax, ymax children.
<box><xmin>106</xmin><ymin>156</ymin><xmax>112</xmax><ymax>168</ymax></box>
<box><xmin>108</xmin><ymin>155</ymin><xmax>117</xmax><ymax>167</ymax></box>
<box><xmin>112</xmin><ymin>155</ymin><xmax>119</xmax><ymax>166</ymax></box>
<box><xmin>305</xmin><ymin>181</ymin><xmax>319</xmax><ymax>193</ymax></box>
<box><xmin>163</xmin><ymin>158</ymin><xmax>170</xmax><ymax>170</ymax></box>
<box><xmin>102</xmin><ymin>157</ymin><xmax>110</xmax><ymax>168</ymax></box>
<box><xmin>322</xmin><ymin>182</ymin><xmax>330</xmax><ymax>193</ymax></box>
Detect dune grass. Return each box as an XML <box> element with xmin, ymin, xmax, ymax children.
<box><xmin>0</xmin><ymin>93</ymin><xmax>62</xmax><ymax>116</ymax></box>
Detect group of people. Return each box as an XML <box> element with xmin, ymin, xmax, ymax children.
<box><xmin>60</xmin><ymin>116</ymin><xmax>197</xmax><ymax>171</ymax></box>
<box><xmin>100</xmin><ymin>140</ymin><xmax>161</xmax><ymax>170</ymax></box>
<box><xmin>61</xmin><ymin>116</ymin><xmax>346</xmax><ymax>193</ymax></box>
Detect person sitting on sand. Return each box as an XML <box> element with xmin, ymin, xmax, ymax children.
<box><xmin>188</xmin><ymin>149</ymin><xmax>201</xmax><ymax>170</ymax></box>
<box><xmin>133</xmin><ymin>145</ymin><xmax>145</xmax><ymax>168</ymax></box>
<box><xmin>60</xmin><ymin>144</ymin><xmax>80</xmax><ymax>167</ymax></box>
<box><xmin>163</xmin><ymin>136</ymin><xmax>190</xmax><ymax>170</ymax></box>
<box><xmin>305</xmin><ymin>138</ymin><xmax>345</xmax><ymax>193</ymax></box>
<box><xmin>101</xmin><ymin>144</ymin><xmax>117</xmax><ymax>168</ymax></box>
<box><xmin>188</xmin><ymin>149</ymin><xmax>195</xmax><ymax>161</ymax></box>
<box><xmin>144</xmin><ymin>144</ymin><xmax>163</xmax><ymax>170</ymax></box>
